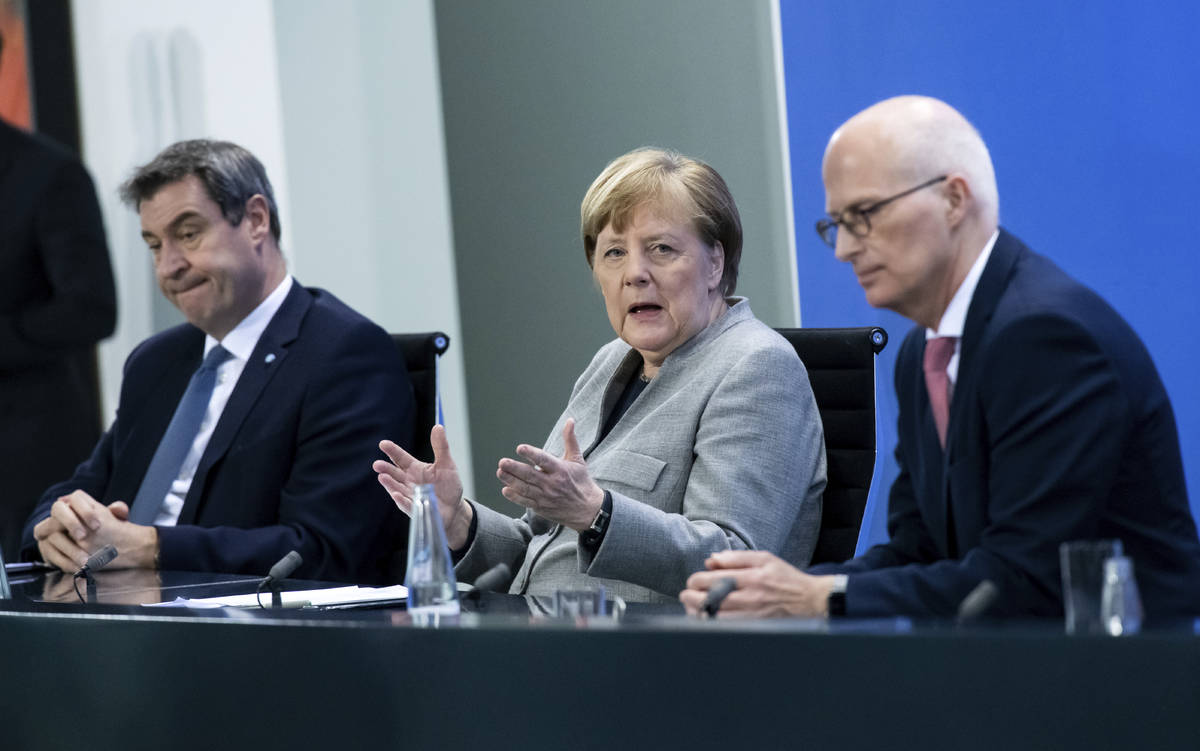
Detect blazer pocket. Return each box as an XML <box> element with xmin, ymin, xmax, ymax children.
<box><xmin>591</xmin><ymin>449</ymin><xmax>667</xmax><ymax>492</ymax></box>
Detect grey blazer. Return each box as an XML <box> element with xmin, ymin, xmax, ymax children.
<box><xmin>457</xmin><ymin>299</ymin><xmax>826</xmax><ymax>603</ymax></box>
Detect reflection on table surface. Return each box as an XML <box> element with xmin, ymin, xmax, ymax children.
<box><xmin>1</xmin><ymin>567</ymin><xmax>691</xmax><ymax>627</ymax></box>
<box><xmin>4</xmin><ymin>567</ymin><xmax>1200</xmax><ymax>638</ymax></box>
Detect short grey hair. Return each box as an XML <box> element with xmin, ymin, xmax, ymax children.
<box><xmin>119</xmin><ymin>139</ymin><xmax>282</xmax><ymax>243</ymax></box>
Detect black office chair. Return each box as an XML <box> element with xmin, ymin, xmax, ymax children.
<box><xmin>390</xmin><ymin>332</ymin><xmax>451</xmax><ymax>462</ymax></box>
<box><xmin>775</xmin><ymin>326</ymin><xmax>887</xmax><ymax>565</ymax></box>
<box><xmin>385</xmin><ymin>332</ymin><xmax>450</xmax><ymax>582</ymax></box>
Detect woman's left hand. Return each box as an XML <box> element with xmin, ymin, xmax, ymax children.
<box><xmin>497</xmin><ymin>418</ymin><xmax>605</xmax><ymax>530</ymax></box>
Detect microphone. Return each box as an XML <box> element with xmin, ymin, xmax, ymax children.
<box><xmin>72</xmin><ymin>544</ymin><xmax>118</xmax><ymax>604</ymax></box>
<box><xmin>700</xmin><ymin>577</ymin><xmax>737</xmax><ymax>619</ymax></box>
<box><xmin>266</xmin><ymin>550</ymin><xmax>303</xmax><ymax>585</ymax></box>
<box><xmin>257</xmin><ymin>550</ymin><xmax>302</xmax><ymax>609</ymax></box>
<box><xmin>956</xmin><ymin>580</ymin><xmax>999</xmax><ymax>623</ymax></box>
<box><xmin>74</xmin><ymin>544</ymin><xmax>118</xmax><ymax>578</ymax></box>
<box><xmin>466</xmin><ymin>563</ymin><xmax>512</xmax><ymax>600</ymax></box>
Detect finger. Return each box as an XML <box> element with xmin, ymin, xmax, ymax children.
<box><xmin>33</xmin><ymin>514</ymin><xmax>66</xmax><ymax>542</ymax></box>
<box><xmin>376</xmin><ymin>474</ymin><xmax>414</xmax><ymax>514</ymax></box>
<box><xmin>679</xmin><ymin>588</ymin><xmax>706</xmax><ymax>615</ymax></box>
<box><xmin>561</xmin><ymin>418</ymin><xmax>584</xmax><ymax>462</ymax></box>
<box><xmin>38</xmin><ymin>540</ymin><xmax>76</xmax><ymax>573</ymax></box>
<box><xmin>379</xmin><ymin>439</ymin><xmax>419</xmax><ymax>470</ymax></box>
<box><xmin>372</xmin><ymin>457</ymin><xmax>412</xmax><ymax>484</ymax></box>
<box><xmin>108</xmin><ymin>501</ymin><xmax>130</xmax><ymax>521</ymax></box>
<box><xmin>63</xmin><ymin>491</ymin><xmax>108</xmax><ymax>533</ymax></box>
<box><xmin>678</xmin><ymin>586</ymin><xmax>758</xmax><ymax>619</ymax></box>
<box><xmin>706</xmin><ymin>549</ymin><xmax>779</xmax><ymax>570</ymax></box>
<box><xmin>496</xmin><ymin>468</ymin><xmax>544</xmax><ymax>503</ymax></box>
<box><xmin>701</xmin><ymin>590</ymin><xmax>763</xmax><ymax>618</ymax></box>
<box><xmin>50</xmin><ymin>497</ymin><xmax>91</xmax><ymax>541</ymax></box>
<box><xmin>430</xmin><ymin>425</ymin><xmax>458</xmax><ymax>471</ymax></box>
<box><xmin>40</xmin><ymin>531</ymin><xmax>90</xmax><ymax>571</ymax></box>
<box><xmin>513</xmin><ymin>444</ymin><xmax>557</xmax><ymax>472</ymax></box>
<box><xmin>497</xmin><ymin>458</ymin><xmax>549</xmax><ymax>489</ymax></box>
<box><xmin>499</xmin><ymin>485</ymin><xmax>538</xmax><ymax>509</ymax></box>
<box><xmin>685</xmin><ymin>568</ymin><xmax>743</xmax><ymax>592</ymax></box>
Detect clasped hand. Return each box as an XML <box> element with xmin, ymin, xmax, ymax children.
<box><xmin>32</xmin><ymin>490</ymin><xmax>158</xmax><ymax>571</ymax></box>
<box><xmin>678</xmin><ymin>550</ymin><xmax>837</xmax><ymax>618</ymax></box>
<box><xmin>496</xmin><ymin>418</ymin><xmax>604</xmax><ymax>531</ymax></box>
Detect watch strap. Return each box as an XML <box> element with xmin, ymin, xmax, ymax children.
<box><xmin>579</xmin><ymin>490</ymin><xmax>613</xmax><ymax>552</ymax></box>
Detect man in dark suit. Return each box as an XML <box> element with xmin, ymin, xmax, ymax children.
<box><xmin>0</xmin><ymin>34</ymin><xmax>116</xmax><ymax>559</ymax></box>
<box><xmin>22</xmin><ymin>139</ymin><xmax>413</xmax><ymax>583</ymax></box>
<box><xmin>680</xmin><ymin>95</ymin><xmax>1200</xmax><ymax>618</ymax></box>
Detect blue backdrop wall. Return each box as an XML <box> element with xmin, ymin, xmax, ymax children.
<box><xmin>779</xmin><ymin>0</ymin><xmax>1200</xmax><ymax>551</ymax></box>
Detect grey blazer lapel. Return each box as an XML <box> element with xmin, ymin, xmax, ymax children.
<box><xmin>581</xmin><ymin>349</ymin><xmax>642</xmax><ymax>457</ymax></box>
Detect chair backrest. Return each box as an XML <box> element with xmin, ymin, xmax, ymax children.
<box><xmin>390</xmin><ymin>332</ymin><xmax>451</xmax><ymax>463</ymax></box>
<box><xmin>775</xmin><ymin>326</ymin><xmax>887</xmax><ymax>565</ymax></box>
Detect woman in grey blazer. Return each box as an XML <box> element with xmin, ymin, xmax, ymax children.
<box><xmin>376</xmin><ymin>148</ymin><xmax>825</xmax><ymax>604</ymax></box>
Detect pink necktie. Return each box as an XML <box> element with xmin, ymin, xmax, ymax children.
<box><xmin>923</xmin><ymin>336</ymin><xmax>957</xmax><ymax>448</ymax></box>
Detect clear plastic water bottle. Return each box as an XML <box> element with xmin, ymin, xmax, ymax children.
<box><xmin>405</xmin><ymin>483</ymin><xmax>460</xmax><ymax>626</ymax></box>
<box><xmin>1100</xmin><ymin>555</ymin><xmax>1143</xmax><ymax>636</ymax></box>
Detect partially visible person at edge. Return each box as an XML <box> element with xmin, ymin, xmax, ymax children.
<box><xmin>0</xmin><ymin>29</ymin><xmax>116</xmax><ymax>560</ymax></box>
<box><xmin>376</xmin><ymin>147</ymin><xmax>826</xmax><ymax>603</ymax></box>
<box><xmin>681</xmin><ymin>96</ymin><xmax>1200</xmax><ymax>619</ymax></box>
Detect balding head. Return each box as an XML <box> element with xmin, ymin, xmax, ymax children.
<box><xmin>825</xmin><ymin>96</ymin><xmax>999</xmax><ymax>227</ymax></box>
<box><xmin>820</xmin><ymin>96</ymin><xmax>1000</xmax><ymax>328</ymax></box>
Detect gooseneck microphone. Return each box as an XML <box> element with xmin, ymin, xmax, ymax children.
<box><xmin>257</xmin><ymin>550</ymin><xmax>303</xmax><ymax>609</ymax></box>
<box><xmin>72</xmin><ymin>544</ymin><xmax>119</xmax><ymax>604</ymax></box>
<box><xmin>266</xmin><ymin>551</ymin><xmax>303</xmax><ymax>584</ymax></box>
<box><xmin>466</xmin><ymin>563</ymin><xmax>512</xmax><ymax>601</ymax></box>
<box><xmin>956</xmin><ymin>580</ymin><xmax>999</xmax><ymax>623</ymax></box>
<box><xmin>700</xmin><ymin>577</ymin><xmax>738</xmax><ymax>619</ymax></box>
<box><xmin>75</xmin><ymin>544</ymin><xmax>119</xmax><ymax>577</ymax></box>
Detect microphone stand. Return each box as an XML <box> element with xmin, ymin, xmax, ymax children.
<box><xmin>72</xmin><ymin>544</ymin><xmax>119</xmax><ymax>604</ymax></box>
<box><xmin>72</xmin><ymin>568</ymin><xmax>101</xmax><ymax>604</ymax></box>
<box><xmin>254</xmin><ymin>576</ymin><xmax>286</xmax><ymax>609</ymax></box>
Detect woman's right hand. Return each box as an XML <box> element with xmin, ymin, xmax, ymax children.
<box><xmin>374</xmin><ymin>425</ymin><xmax>473</xmax><ymax>550</ymax></box>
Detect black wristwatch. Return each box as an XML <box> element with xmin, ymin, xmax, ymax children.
<box><xmin>826</xmin><ymin>575</ymin><xmax>848</xmax><ymax>617</ymax></box>
<box><xmin>579</xmin><ymin>491</ymin><xmax>613</xmax><ymax>551</ymax></box>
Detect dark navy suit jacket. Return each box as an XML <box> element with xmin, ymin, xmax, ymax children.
<box><xmin>22</xmin><ymin>282</ymin><xmax>414</xmax><ymax>584</ymax></box>
<box><xmin>0</xmin><ymin>120</ymin><xmax>116</xmax><ymax>559</ymax></box>
<box><xmin>810</xmin><ymin>229</ymin><xmax>1200</xmax><ymax>618</ymax></box>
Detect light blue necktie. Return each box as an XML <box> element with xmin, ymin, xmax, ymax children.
<box><xmin>128</xmin><ymin>345</ymin><xmax>233</xmax><ymax>524</ymax></box>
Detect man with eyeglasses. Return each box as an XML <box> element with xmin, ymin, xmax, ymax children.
<box><xmin>681</xmin><ymin>95</ymin><xmax>1200</xmax><ymax>619</ymax></box>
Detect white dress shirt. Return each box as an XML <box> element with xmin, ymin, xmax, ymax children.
<box><xmin>152</xmin><ymin>276</ymin><xmax>294</xmax><ymax>526</ymax></box>
<box><xmin>926</xmin><ymin>230</ymin><xmax>999</xmax><ymax>388</ymax></box>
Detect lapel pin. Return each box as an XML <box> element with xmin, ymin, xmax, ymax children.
<box><xmin>264</xmin><ymin>353</ymin><xmax>276</xmax><ymax>364</ymax></box>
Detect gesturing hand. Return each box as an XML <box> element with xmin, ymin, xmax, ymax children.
<box><xmin>374</xmin><ymin>425</ymin><xmax>473</xmax><ymax>550</ymax></box>
<box><xmin>496</xmin><ymin>418</ymin><xmax>604</xmax><ymax>531</ymax></box>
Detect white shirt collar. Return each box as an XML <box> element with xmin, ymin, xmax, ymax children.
<box><xmin>204</xmin><ymin>275</ymin><xmax>294</xmax><ymax>360</ymax></box>
<box><xmin>927</xmin><ymin>230</ymin><xmax>999</xmax><ymax>340</ymax></box>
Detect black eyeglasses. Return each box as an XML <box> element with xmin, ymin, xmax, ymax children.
<box><xmin>815</xmin><ymin>175</ymin><xmax>947</xmax><ymax>248</ymax></box>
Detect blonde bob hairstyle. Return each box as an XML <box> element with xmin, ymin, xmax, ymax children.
<box><xmin>580</xmin><ymin>147</ymin><xmax>742</xmax><ymax>297</ymax></box>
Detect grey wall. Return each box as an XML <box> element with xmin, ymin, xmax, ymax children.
<box><xmin>434</xmin><ymin>0</ymin><xmax>796</xmax><ymax>511</ymax></box>
<box><xmin>272</xmin><ymin>0</ymin><xmax>475</xmax><ymax>493</ymax></box>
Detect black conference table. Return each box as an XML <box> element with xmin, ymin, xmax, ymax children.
<box><xmin>1</xmin><ymin>569</ymin><xmax>1198</xmax><ymax>751</ymax></box>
